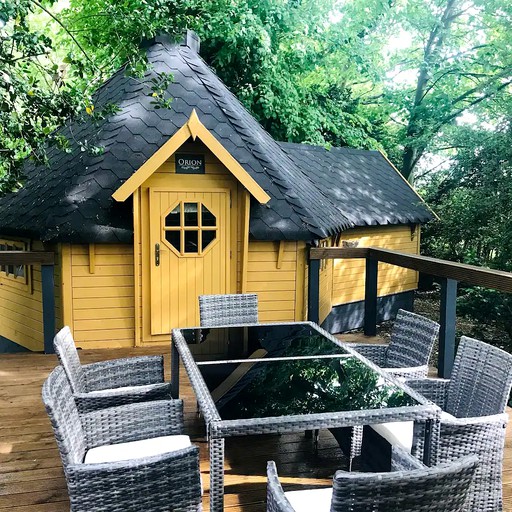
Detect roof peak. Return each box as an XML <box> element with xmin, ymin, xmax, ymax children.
<box><xmin>140</xmin><ymin>29</ymin><xmax>200</xmax><ymax>54</ymax></box>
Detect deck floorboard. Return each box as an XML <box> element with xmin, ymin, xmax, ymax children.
<box><xmin>0</xmin><ymin>343</ymin><xmax>511</xmax><ymax>511</ymax></box>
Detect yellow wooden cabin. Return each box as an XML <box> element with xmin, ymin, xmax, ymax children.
<box><xmin>0</xmin><ymin>32</ymin><xmax>433</xmax><ymax>353</ymax></box>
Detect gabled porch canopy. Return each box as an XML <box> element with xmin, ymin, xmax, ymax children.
<box><xmin>112</xmin><ymin>109</ymin><xmax>271</xmax><ymax>204</ymax></box>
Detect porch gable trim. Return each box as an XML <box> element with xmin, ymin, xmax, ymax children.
<box><xmin>112</xmin><ymin>109</ymin><xmax>271</xmax><ymax>204</ymax></box>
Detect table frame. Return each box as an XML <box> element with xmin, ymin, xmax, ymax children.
<box><xmin>171</xmin><ymin>321</ymin><xmax>441</xmax><ymax>512</ymax></box>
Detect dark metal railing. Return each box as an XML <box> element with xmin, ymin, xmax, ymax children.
<box><xmin>308</xmin><ymin>247</ymin><xmax>512</xmax><ymax>378</ymax></box>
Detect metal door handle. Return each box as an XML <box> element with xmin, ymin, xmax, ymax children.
<box><xmin>155</xmin><ymin>243</ymin><xmax>160</xmax><ymax>266</ymax></box>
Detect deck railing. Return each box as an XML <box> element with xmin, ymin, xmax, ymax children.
<box><xmin>0</xmin><ymin>251</ymin><xmax>55</xmax><ymax>353</ymax></box>
<box><xmin>308</xmin><ymin>247</ymin><xmax>512</xmax><ymax>378</ymax></box>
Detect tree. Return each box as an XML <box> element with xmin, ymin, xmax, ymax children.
<box><xmin>389</xmin><ymin>0</ymin><xmax>512</xmax><ymax>180</ymax></box>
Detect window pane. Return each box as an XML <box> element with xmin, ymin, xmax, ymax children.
<box><xmin>165</xmin><ymin>205</ymin><xmax>181</xmax><ymax>227</ymax></box>
<box><xmin>202</xmin><ymin>230</ymin><xmax>216</xmax><ymax>251</ymax></box>
<box><xmin>184</xmin><ymin>231</ymin><xmax>198</xmax><ymax>253</ymax></box>
<box><xmin>202</xmin><ymin>205</ymin><xmax>216</xmax><ymax>227</ymax></box>
<box><xmin>7</xmin><ymin>265</ymin><xmax>14</xmax><ymax>275</ymax></box>
<box><xmin>184</xmin><ymin>203</ymin><xmax>198</xmax><ymax>226</ymax></box>
<box><xmin>15</xmin><ymin>265</ymin><xmax>25</xmax><ymax>278</ymax></box>
<box><xmin>165</xmin><ymin>231</ymin><xmax>181</xmax><ymax>252</ymax></box>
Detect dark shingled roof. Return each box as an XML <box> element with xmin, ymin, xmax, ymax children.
<box><xmin>279</xmin><ymin>142</ymin><xmax>433</xmax><ymax>228</ymax></box>
<box><xmin>0</xmin><ymin>36</ymin><xmax>433</xmax><ymax>243</ymax></box>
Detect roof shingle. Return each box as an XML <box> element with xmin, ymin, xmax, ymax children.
<box><xmin>0</xmin><ymin>37</ymin><xmax>433</xmax><ymax>243</ymax></box>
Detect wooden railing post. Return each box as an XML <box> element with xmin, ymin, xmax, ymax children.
<box><xmin>364</xmin><ymin>257</ymin><xmax>378</xmax><ymax>336</ymax></box>
<box><xmin>41</xmin><ymin>264</ymin><xmax>56</xmax><ymax>354</ymax></box>
<box><xmin>308</xmin><ymin>257</ymin><xmax>320</xmax><ymax>324</ymax></box>
<box><xmin>439</xmin><ymin>278</ymin><xmax>457</xmax><ymax>378</ymax></box>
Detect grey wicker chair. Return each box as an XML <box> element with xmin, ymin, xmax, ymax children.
<box><xmin>406</xmin><ymin>336</ymin><xmax>512</xmax><ymax>512</ymax></box>
<box><xmin>350</xmin><ymin>309</ymin><xmax>440</xmax><ymax>378</ymax></box>
<box><xmin>345</xmin><ymin>310</ymin><xmax>439</xmax><ymax>464</ymax></box>
<box><xmin>54</xmin><ymin>326</ymin><xmax>171</xmax><ymax>413</ymax></box>
<box><xmin>42</xmin><ymin>365</ymin><xmax>202</xmax><ymax>512</ymax></box>
<box><xmin>266</xmin><ymin>451</ymin><xmax>478</xmax><ymax>512</ymax></box>
<box><xmin>199</xmin><ymin>293</ymin><xmax>258</xmax><ymax>326</ymax></box>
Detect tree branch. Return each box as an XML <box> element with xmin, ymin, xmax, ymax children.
<box><xmin>29</xmin><ymin>0</ymin><xmax>98</xmax><ymax>69</ymax></box>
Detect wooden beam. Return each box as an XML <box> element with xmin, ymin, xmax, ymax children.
<box><xmin>0</xmin><ymin>251</ymin><xmax>54</xmax><ymax>265</ymax></box>
<box><xmin>368</xmin><ymin>248</ymin><xmax>512</xmax><ymax>293</ymax></box>
<box><xmin>364</xmin><ymin>258</ymin><xmax>378</xmax><ymax>336</ymax></box>
<box><xmin>276</xmin><ymin>241</ymin><xmax>285</xmax><ymax>269</ymax></box>
<box><xmin>307</xmin><ymin>258</ymin><xmax>320</xmax><ymax>324</ymax></box>
<box><xmin>309</xmin><ymin>247</ymin><xmax>369</xmax><ymax>260</ymax></box>
<box><xmin>41</xmin><ymin>264</ymin><xmax>56</xmax><ymax>354</ymax></box>
<box><xmin>240</xmin><ymin>191</ymin><xmax>250</xmax><ymax>293</ymax></box>
<box><xmin>439</xmin><ymin>278</ymin><xmax>458</xmax><ymax>378</ymax></box>
<box><xmin>88</xmin><ymin>244</ymin><xmax>95</xmax><ymax>274</ymax></box>
<box><xmin>309</xmin><ymin>246</ymin><xmax>512</xmax><ymax>294</ymax></box>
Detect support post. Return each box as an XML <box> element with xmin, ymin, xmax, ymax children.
<box><xmin>308</xmin><ymin>257</ymin><xmax>320</xmax><ymax>324</ymax></box>
<box><xmin>364</xmin><ymin>257</ymin><xmax>378</xmax><ymax>336</ymax></box>
<box><xmin>439</xmin><ymin>278</ymin><xmax>457</xmax><ymax>378</ymax></box>
<box><xmin>41</xmin><ymin>264</ymin><xmax>56</xmax><ymax>354</ymax></box>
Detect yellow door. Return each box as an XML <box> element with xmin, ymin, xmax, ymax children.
<box><xmin>149</xmin><ymin>189</ymin><xmax>231</xmax><ymax>333</ymax></box>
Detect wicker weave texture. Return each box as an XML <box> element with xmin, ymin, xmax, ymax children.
<box><xmin>199</xmin><ymin>294</ymin><xmax>258</xmax><ymax>327</ymax></box>
<box><xmin>266</xmin><ymin>456</ymin><xmax>478</xmax><ymax>512</ymax></box>
<box><xmin>386</xmin><ymin>309</ymin><xmax>440</xmax><ymax>369</ymax></box>
<box><xmin>446</xmin><ymin>336</ymin><xmax>512</xmax><ymax>418</ymax></box>
<box><xmin>408</xmin><ymin>336</ymin><xmax>512</xmax><ymax>512</ymax></box>
<box><xmin>174</xmin><ymin>322</ymin><xmax>442</xmax><ymax>512</ymax></box>
<box><xmin>42</xmin><ymin>366</ymin><xmax>202</xmax><ymax>512</ymax></box>
<box><xmin>54</xmin><ymin>326</ymin><xmax>171</xmax><ymax>412</ymax></box>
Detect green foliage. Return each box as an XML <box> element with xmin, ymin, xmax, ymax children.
<box><xmin>421</xmin><ymin>119</ymin><xmax>512</xmax><ymax>344</ymax></box>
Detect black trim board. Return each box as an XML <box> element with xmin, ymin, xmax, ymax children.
<box><xmin>0</xmin><ymin>335</ymin><xmax>31</xmax><ymax>353</ymax></box>
<box><xmin>321</xmin><ymin>290</ymin><xmax>414</xmax><ymax>334</ymax></box>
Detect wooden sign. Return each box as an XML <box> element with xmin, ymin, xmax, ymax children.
<box><xmin>175</xmin><ymin>154</ymin><xmax>205</xmax><ymax>174</ymax></box>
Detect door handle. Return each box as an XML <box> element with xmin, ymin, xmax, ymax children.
<box><xmin>155</xmin><ymin>243</ymin><xmax>160</xmax><ymax>266</ymax></box>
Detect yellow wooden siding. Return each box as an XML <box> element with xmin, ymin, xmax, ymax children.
<box><xmin>246</xmin><ymin>242</ymin><xmax>298</xmax><ymax>322</ymax></box>
<box><xmin>69</xmin><ymin>244</ymin><xmax>135</xmax><ymax>349</ymax></box>
<box><xmin>0</xmin><ymin>241</ymin><xmax>61</xmax><ymax>351</ymax></box>
<box><xmin>331</xmin><ymin>225</ymin><xmax>419</xmax><ymax>306</ymax></box>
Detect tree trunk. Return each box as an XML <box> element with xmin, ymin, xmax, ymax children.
<box><xmin>401</xmin><ymin>0</ymin><xmax>459</xmax><ymax>181</ymax></box>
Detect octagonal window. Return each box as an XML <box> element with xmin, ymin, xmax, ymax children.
<box><xmin>163</xmin><ymin>201</ymin><xmax>217</xmax><ymax>255</ymax></box>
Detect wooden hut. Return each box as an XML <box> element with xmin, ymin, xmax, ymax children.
<box><xmin>0</xmin><ymin>32</ymin><xmax>433</xmax><ymax>352</ymax></box>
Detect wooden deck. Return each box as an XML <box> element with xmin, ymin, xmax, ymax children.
<box><xmin>1</xmin><ymin>345</ymin><xmax>512</xmax><ymax>511</ymax></box>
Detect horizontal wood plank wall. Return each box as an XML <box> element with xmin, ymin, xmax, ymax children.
<box><xmin>0</xmin><ymin>240</ymin><xmax>60</xmax><ymax>351</ymax></box>
<box><xmin>246</xmin><ymin>241</ymin><xmax>298</xmax><ymax>322</ymax></box>
<box><xmin>332</xmin><ymin>225</ymin><xmax>419</xmax><ymax>306</ymax></box>
<box><xmin>70</xmin><ymin>244</ymin><xmax>135</xmax><ymax>349</ymax></box>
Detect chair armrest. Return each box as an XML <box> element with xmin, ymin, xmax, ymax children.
<box><xmin>385</xmin><ymin>365</ymin><xmax>428</xmax><ymax>379</ymax></box>
<box><xmin>74</xmin><ymin>382</ymin><xmax>171</xmax><ymax>413</ymax></box>
<box><xmin>405</xmin><ymin>378</ymin><xmax>450</xmax><ymax>408</ymax></box>
<box><xmin>83</xmin><ymin>355</ymin><xmax>164</xmax><ymax>391</ymax></box>
<box><xmin>81</xmin><ymin>399</ymin><xmax>184</xmax><ymax>448</ymax></box>
<box><xmin>349</xmin><ymin>344</ymin><xmax>388</xmax><ymax>366</ymax></box>
<box><xmin>67</xmin><ymin>445</ymin><xmax>201</xmax><ymax>511</ymax></box>
<box><xmin>390</xmin><ymin>445</ymin><xmax>425</xmax><ymax>471</ymax></box>
<box><xmin>266</xmin><ymin>461</ymin><xmax>296</xmax><ymax>512</ymax></box>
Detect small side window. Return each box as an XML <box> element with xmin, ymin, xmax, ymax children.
<box><xmin>0</xmin><ymin>239</ymin><xmax>28</xmax><ymax>287</ymax></box>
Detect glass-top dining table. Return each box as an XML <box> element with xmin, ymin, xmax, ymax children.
<box><xmin>171</xmin><ymin>322</ymin><xmax>441</xmax><ymax>512</ymax></box>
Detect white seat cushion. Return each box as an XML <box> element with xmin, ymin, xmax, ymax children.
<box><xmin>284</xmin><ymin>488</ymin><xmax>332</xmax><ymax>512</ymax></box>
<box><xmin>84</xmin><ymin>435</ymin><xmax>191</xmax><ymax>464</ymax></box>
<box><xmin>371</xmin><ymin>421</ymin><xmax>414</xmax><ymax>452</ymax></box>
<box><xmin>441</xmin><ymin>411</ymin><xmax>456</xmax><ymax>421</ymax></box>
<box><xmin>85</xmin><ymin>384</ymin><xmax>161</xmax><ymax>397</ymax></box>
